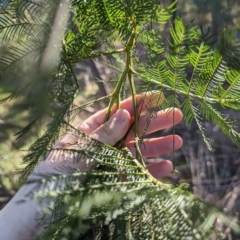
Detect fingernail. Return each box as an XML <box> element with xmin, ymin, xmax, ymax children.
<box><xmin>112</xmin><ymin>109</ymin><xmax>127</xmax><ymax>122</ymax></box>
<box><xmin>172</xmin><ymin>135</ymin><xmax>183</xmax><ymax>150</ymax></box>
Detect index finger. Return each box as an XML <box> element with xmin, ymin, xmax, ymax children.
<box><xmin>77</xmin><ymin>92</ymin><xmax>164</xmax><ymax>135</ymax></box>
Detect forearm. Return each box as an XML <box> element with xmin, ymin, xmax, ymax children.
<box><xmin>0</xmin><ymin>183</ymin><xmax>45</xmax><ymax>240</ymax></box>
<box><xmin>0</xmin><ymin>159</ymin><xmax>63</xmax><ymax>240</ymax></box>
<box><xmin>0</xmin><ymin>150</ymin><xmax>88</xmax><ymax>240</ymax></box>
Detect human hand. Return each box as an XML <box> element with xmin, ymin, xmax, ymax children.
<box><xmin>55</xmin><ymin>92</ymin><xmax>183</xmax><ymax>178</ymax></box>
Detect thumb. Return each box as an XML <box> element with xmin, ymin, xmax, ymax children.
<box><xmin>90</xmin><ymin>109</ymin><xmax>130</xmax><ymax>146</ymax></box>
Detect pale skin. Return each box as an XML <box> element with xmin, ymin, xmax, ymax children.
<box><xmin>0</xmin><ymin>93</ymin><xmax>183</xmax><ymax>240</ymax></box>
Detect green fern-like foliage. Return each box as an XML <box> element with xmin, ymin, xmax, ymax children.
<box><xmin>138</xmin><ymin>18</ymin><xmax>240</xmax><ymax>151</ymax></box>
<box><xmin>30</xmin><ymin>130</ymin><xmax>236</xmax><ymax>240</ymax></box>
<box><xmin>1</xmin><ymin>0</ymin><xmax>240</xmax><ymax>239</ymax></box>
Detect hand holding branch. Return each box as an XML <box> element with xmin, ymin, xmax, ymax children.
<box><xmin>0</xmin><ymin>93</ymin><xmax>183</xmax><ymax>240</ymax></box>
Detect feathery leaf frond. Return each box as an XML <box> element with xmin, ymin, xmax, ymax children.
<box><xmin>32</xmin><ymin>128</ymin><xmax>238</xmax><ymax>239</ymax></box>
<box><xmin>139</xmin><ymin>17</ymin><xmax>240</xmax><ymax>149</ymax></box>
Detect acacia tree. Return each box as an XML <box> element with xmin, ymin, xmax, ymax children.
<box><xmin>1</xmin><ymin>0</ymin><xmax>240</xmax><ymax>239</ymax></box>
